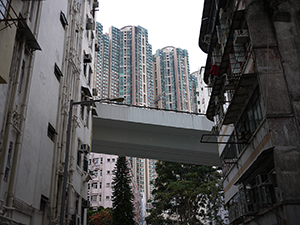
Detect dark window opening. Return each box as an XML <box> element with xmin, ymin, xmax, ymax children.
<box><xmin>83</xmin><ymin>156</ymin><xmax>88</xmax><ymax>172</ymax></box>
<box><xmin>77</xmin><ymin>141</ymin><xmax>82</xmax><ymax>167</ymax></box>
<box><xmin>40</xmin><ymin>195</ymin><xmax>49</xmax><ymax>211</ymax></box>
<box><xmin>4</xmin><ymin>142</ymin><xmax>12</xmax><ymax>182</ymax></box>
<box><xmin>54</xmin><ymin>63</ymin><xmax>63</xmax><ymax>81</ymax></box>
<box><xmin>47</xmin><ymin>123</ymin><xmax>56</xmax><ymax>142</ymax></box>
<box><xmin>60</xmin><ymin>11</ymin><xmax>68</xmax><ymax>29</ymax></box>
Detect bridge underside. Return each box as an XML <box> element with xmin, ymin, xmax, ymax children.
<box><xmin>92</xmin><ymin>104</ymin><xmax>220</xmax><ymax>166</ymax></box>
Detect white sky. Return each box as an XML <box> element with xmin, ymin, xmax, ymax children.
<box><xmin>95</xmin><ymin>0</ymin><xmax>207</xmax><ymax>73</ymax></box>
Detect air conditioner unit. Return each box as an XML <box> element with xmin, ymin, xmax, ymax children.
<box><xmin>234</xmin><ymin>29</ymin><xmax>249</xmax><ymax>44</ymax></box>
<box><xmin>84</xmin><ymin>53</ymin><xmax>92</xmax><ymax>63</ymax></box>
<box><xmin>79</xmin><ymin>144</ymin><xmax>90</xmax><ymax>154</ymax></box>
<box><xmin>86</xmin><ymin>18</ymin><xmax>95</xmax><ymax>30</ymax></box>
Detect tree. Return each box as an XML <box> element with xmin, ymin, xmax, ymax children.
<box><xmin>88</xmin><ymin>207</ymin><xmax>113</xmax><ymax>225</ymax></box>
<box><xmin>146</xmin><ymin>161</ymin><xmax>226</xmax><ymax>225</ymax></box>
<box><xmin>112</xmin><ymin>156</ymin><xmax>135</xmax><ymax>225</ymax></box>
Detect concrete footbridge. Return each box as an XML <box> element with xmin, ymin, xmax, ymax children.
<box><xmin>92</xmin><ymin>104</ymin><xmax>220</xmax><ymax>166</ymax></box>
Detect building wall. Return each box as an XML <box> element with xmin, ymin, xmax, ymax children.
<box><xmin>194</xmin><ymin>68</ymin><xmax>210</xmax><ymax>114</ymax></box>
<box><xmin>88</xmin><ymin>153</ymin><xmax>118</xmax><ymax>208</ymax></box>
<box><xmin>199</xmin><ymin>0</ymin><xmax>300</xmax><ymax>224</ymax></box>
<box><xmin>0</xmin><ymin>0</ymin><xmax>96</xmax><ymax>224</ymax></box>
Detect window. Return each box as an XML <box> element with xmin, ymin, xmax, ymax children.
<box><xmin>60</xmin><ymin>11</ymin><xmax>68</xmax><ymax>29</ymax></box>
<box><xmin>4</xmin><ymin>142</ymin><xmax>12</xmax><ymax>182</ymax></box>
<box><xmin>93</xmin><ymin>158</ymin><xmax>99</xmax><ymax>165</ymax></box>
<box><xmin>106</xmin><ymin>196</ymin><xmax>110</xmax><ymax>200</ymax></box>
<box><xmin>112</xmin><ymin>158</ymin><xmax>115</xmax><ymax>162</ymax></box>
<box><xmin>54</xmin><ymin>64</ymin><xmax>63</xmax><ymax>81</ymax></box>
<box><xmin>107</xmin><ymin>170</ymin><xmax>110</xmax><ymax>174</ymax></box>
<box><xmin>88</xmin><ymin>66</ymin><xmax>92</xmax><ymax>85</ymax></box>
<box><xmin>91</xmin><ymin>183</ymin><xmax>97</xmax><ymax>189</ymax></box>
<box><xmin>83</xmin><ymin>156</ymin><xmax>88</xmax><ymax>172</ymax></box>
<box><xmin>0</xmin><ymin>0</ymin><xmax>8</xmax><ymax>20</ymax></box>
<box><xmin>107</xmin><ymin>158</ymin><xmax>110</xmax><ymax>162</ymax></box>
<box><xmin>91</xmin><ymin>170</ymin><xmax>98</xmax><ymax>178</ymax></box>
<box><xmin>77</xmin><ymin>141</ymin><xmax>81</xmax><ymax>166</ymax></box>
<box><xmin>99</xmin><ymin>182</ymin><xmax>102</xmax><ymax>188</ymax></box>
<box><xmin>85</xmin><ymin>107</ymin><xmax>89</xmax><ymax>128</ymax></box>
<box><xmin>91</xmin><ymin>195</ymin><xmax>97</xmax><ymax>202</ymax></box>
<box><xmin>106</xmin><ymin>183</ymin><xmax>110</xmax><ymax>188</ymax></box>
<box><xmin>18</xmin><ymin>60</ymin><xmax>25</xmax><ymax>93</ymax></box>
<box><xmin>40</xmin><ymin>195</ymin><xmax>49</xmax><ymax>212</ymax></box>
<box><xmin>47</xmin><ymin>123</ymin><xmax>56</xmax><ymax>142</ymax></box>
<box><xmin>83</xmin><ymin>63</ymin><xmax>87</xmax><ymax>77</ymax></box>
<box><xmin>80</xmin><ymin>93</ymin><xmax>85</xmax><ymax>120</ymax></box>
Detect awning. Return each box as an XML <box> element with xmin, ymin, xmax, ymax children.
<box><xmin>234</xmin><ymin>148</ymin><xmax>274</xmax><ymax>186</ymax></box>
<box><xmin>17</xmin><ymin>15</ymin><xmax>41</xmax><ymax>51</ymax></box>
<box><xmin>81</xmin><ymin>86</ymin><xmax>92</xmax><ymax>97</ymax></box>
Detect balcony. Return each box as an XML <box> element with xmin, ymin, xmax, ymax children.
<box><xmin>222</xmin><ymin>73</ymin><xmax>257</xmax><ymax>125</ymax></box>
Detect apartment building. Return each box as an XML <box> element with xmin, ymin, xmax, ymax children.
<box><xmin>92</xmin><ymin>24</ymin><xmax>157</xmax><ymax>205</ymax></box>
<box><xmin>153</xmin><ymin>46</ymin><xmax>196</xmax><ymax>112</ymax></box>
<box><xmin>199</xmin><ymin>0</ymin><xmax>300</xmax><ymax>224</ymax></box>
<box><xmin>87</xmin><ymin>153</ymin><xmax>143</xmax><ymax>223</ymax></box>
<box><xmin>193</xmin><ymin>67</ymin><xmax>210</xmax><ymax>114</ymax></box>
<box><xmin>0</xmin><ymin>0</ymin><xmax>98</xmax><ymax>224</ymax></box>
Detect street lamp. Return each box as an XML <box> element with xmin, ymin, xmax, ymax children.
<box><xmin>60</xmin><ymin>97</ymin><xmax>124</xmax><ymax>225</ymax></box>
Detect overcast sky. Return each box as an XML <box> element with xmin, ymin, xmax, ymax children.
<box><xmin>95</xmin><ymin>0</ymin><xmax>207</xmax><ymax>73</ymax></box>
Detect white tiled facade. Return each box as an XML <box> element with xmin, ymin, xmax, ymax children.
<box><xmin>87</xmin><ymin>153</ymin><xmax>117</xmax><ymax>208</ymax></box>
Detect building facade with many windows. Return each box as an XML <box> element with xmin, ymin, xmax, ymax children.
<box><xmin>199</xmin><ymin>0</ymin><xmax>300</xmax><ymax>224</ymax></box>
<box><xmin>153</xmin><ymin>46</ymin><xmax>196</xmax><ymax>112</ymax></box>
<box><xmin>0</xmin><ymin>0</ymin><xmax>98</xmax><ymax>224</ymax></box>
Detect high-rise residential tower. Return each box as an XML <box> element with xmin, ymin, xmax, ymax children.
<box><xmin>119</xmin><ymin>25</ymin><xmax>154</xmax><ymax>106</ymax></box>
<box><xmin>91</xmin><ymin>24</ymin><xmax>155</xmax><ymax>214</ymax></box>
<box><xmin>153</xmin><ymin>46</ymin><xmax>196</xmax><ymax>112</ymax></box>
<box><xmin>108</xmin><ymin>26</ymin><xmax>121</xmax><ymax>99</ymax></box>
<box><xmin>95</xmin><ymin>22</ymin><xmax>110</xmax><ymax>99</ymax></box>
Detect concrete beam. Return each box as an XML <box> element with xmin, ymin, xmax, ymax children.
<box><xmin>92</xmin><ymin>104</ymin><xmax>221</xmax><ymax>166</ymax></box>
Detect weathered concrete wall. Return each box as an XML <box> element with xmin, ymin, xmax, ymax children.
<box><xmin>272</xmin><ymin>1</ymin><xmax>300</xmax><ymax>223</ymax></box>
<box><xmin>246</xmin><ymin>0</ymin><xmax>300</xmax><ymax>223</ymax></box>
<box><xmin>246</xmin><ymin>0</ymin><xmax>292</xmax><ymax>117</ymax></box>
<box><xmin>274</xmin><ymin>0</ymin><xmax>300</xmax><ymax>131</ymax></box>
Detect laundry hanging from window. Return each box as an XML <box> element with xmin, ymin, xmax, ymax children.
<box><xmin>210</xmin><ymin>64</ymin><xmax>220</xmax><ymax>76</ymax></box>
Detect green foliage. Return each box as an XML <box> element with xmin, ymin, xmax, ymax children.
<box><xmin>88</xmin><ymin>207</ymin><xmax>113</xmax><ymax>225</ymax></box>
<box><xmin>112</xmin><ymin>156</ymin><xmax>135</xmax><ymax>225</ymax></box>
<box><xmin>146</xmin><ymin>161</ymin><xmax>226</xmax><ymax>225</ymax></box>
